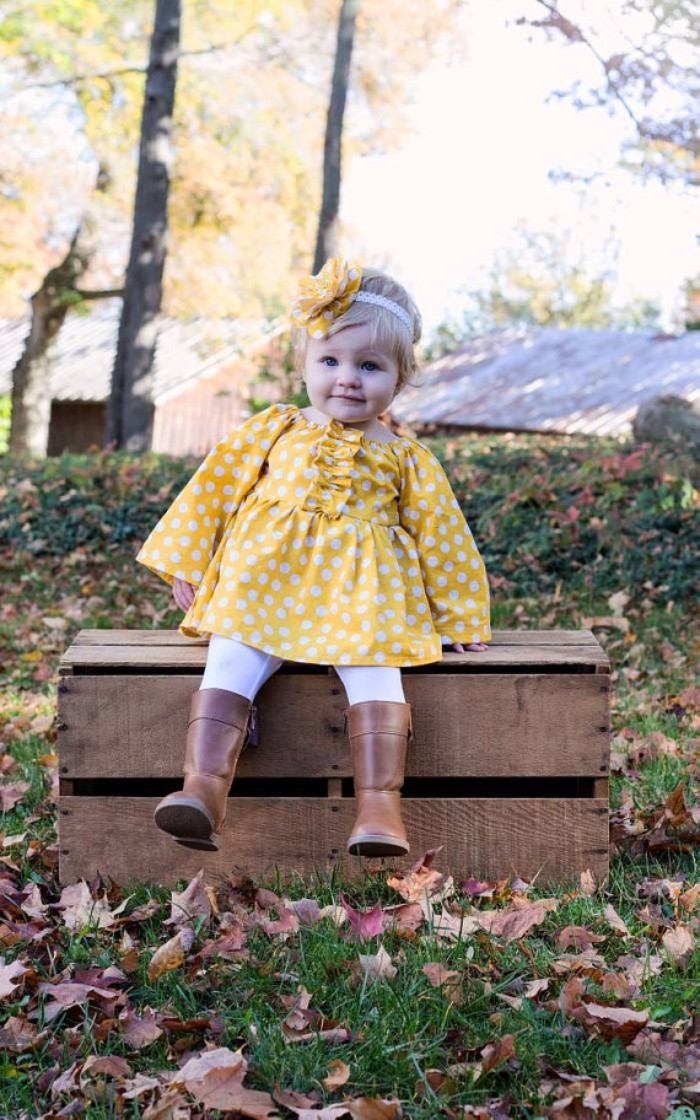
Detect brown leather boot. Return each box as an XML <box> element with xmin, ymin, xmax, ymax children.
<box><xmin>154</xmin><ymin>687</ymin><xmax>256</xmax><ymax>851</ymax></box>
<box><xmin>345</xmin><ymin>700</ymin><xmax>412</xmax><ymax>857</ymax></box>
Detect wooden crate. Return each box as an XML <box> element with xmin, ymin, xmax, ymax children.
<box><xmin>58</xmin><ymin>629</ymin><xmax>611</xmax><ymax>888</ymax></box>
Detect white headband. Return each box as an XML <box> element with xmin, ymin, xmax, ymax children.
<box><xmin>354</xmin><ymin>290</ymin><xmax>413</xmax><ymax>333</ymax></box>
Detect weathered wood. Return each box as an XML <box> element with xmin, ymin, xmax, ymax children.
<box><xmin>59</xmin><ymin>796</ymin><xmax>609</xmax><ymax>888</ymax></box>
<box><xmin>63</xmin><ymin>628</ymin><xmax>605</xmax><ymax>648</ymax></box>
<box><xmin>58</xmin><ymin>673</ymin><xmax>609</xmax><ymax>779</ymax></box>
<box><xmin>57</xmin><ymin>628</ymin><xmax>611</xmax><ymax>887</ymax></box>
<box><xmin>60</xmin><ymin>628</ymin><xmax>610</xmax><ymax>672</ymax></box>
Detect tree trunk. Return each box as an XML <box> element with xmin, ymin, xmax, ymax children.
<box><xmin>9</xmin><ymin>226</ymin><xmax>92</xmax><ymax>458</ymax></box>
<box><xmin>312</xmin><ymin>0</ymin><xmax>358</xmax><ymax>273</ymax></box>
<box><xmin>106</xmin><ymin>0</ymin><xmax>181</xmax><ymax>451</ymax></box>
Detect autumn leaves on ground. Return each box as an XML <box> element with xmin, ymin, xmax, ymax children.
<box><xmin>0</xmin><ymin>430</ymin><xmax>698</xmax><ymax>1119</ymax></box>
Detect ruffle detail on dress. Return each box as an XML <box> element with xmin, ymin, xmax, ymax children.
<box><xmin>308</xmin><ymin>417</ymin><xmax>363</xmax><ymax>519</ymax></box>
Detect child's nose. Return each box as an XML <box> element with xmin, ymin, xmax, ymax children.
<box><xmin>337</xmin><ymin>365</ymin><xmax>362</xmax><ymax>383</ymax></box>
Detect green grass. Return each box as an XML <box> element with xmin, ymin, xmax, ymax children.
<box><xmin>0</xmin><ymin>428</ymin><xmax>698</xmax><ymax>1118</ymax></box>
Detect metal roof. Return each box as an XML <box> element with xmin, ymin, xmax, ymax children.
<box><xmin>390</xmin><ymin>327</ymin><xmax>700</xmax><ymax>437</ymax></box>
<box><xmin>0</xmin><ymin>299</ymin><xmax>285</xmax><ymax>404</ymax></box>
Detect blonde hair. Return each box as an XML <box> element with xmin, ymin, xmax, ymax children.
<box><xmin>293</xmin><ymin>267</ymin><xmax>422</xmax><ymax>394</ymax></box>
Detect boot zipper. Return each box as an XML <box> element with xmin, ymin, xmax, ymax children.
<box><xmin>246</xmin><ymin>704</ymin><xmax>260</xmax><ymax>747</ymax></box>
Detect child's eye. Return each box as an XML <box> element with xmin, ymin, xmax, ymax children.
<box><xmin>320</xmin><ymin>356</ymin><xmax>338</xmax><ymax>366</ymax></box>
<box><xmin>361</xmin><ymin>361</ymin><xmax>380</xmax><ymax>371</ymax></box>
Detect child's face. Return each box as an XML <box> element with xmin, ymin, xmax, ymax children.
<box><xmin>303</xmin><ymin>322</ymin><xmax>399</xmax><ymax>429</ymax></box>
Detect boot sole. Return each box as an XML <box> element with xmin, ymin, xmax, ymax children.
<box><xmin>154</xmin><ymin>797</ymin><xmax>218</xmax><ymax>850</ymax></box>
<box><xmin>347</xmin><ymin>834</ymin><xmax>410</xmax><ymax>857</ymax></box>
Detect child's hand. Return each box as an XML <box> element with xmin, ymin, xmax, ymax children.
<box><xmin>173</xmin><ymin>577</ymin><xmax>196</xmax><ymax>613</ymax></box>
<box><xmin>445</xmin><ymin>641</ymin><xmax>489</xmax><ymax>653</ymax></box>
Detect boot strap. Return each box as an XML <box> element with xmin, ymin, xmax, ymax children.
<box><xmin>342</xmin><ymin>705</ymin><xmax>413</xmax><ymax>742</ymax></box>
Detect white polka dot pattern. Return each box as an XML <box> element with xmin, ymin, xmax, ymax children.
<box><xmin>136</xmin><ymin>403</ymin><xmax>491</xmax><ymax>665</ymax></box>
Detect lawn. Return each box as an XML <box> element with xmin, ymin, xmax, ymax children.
<box><xmin>0</xmin><ymin>427</ymin><xmax>697</xmax><ymax>1119</ymax></box>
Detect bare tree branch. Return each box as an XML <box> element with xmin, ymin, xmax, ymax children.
<box><xmin>14</xmin><ymin>30</ymin><xmax>257</xmax><ymax>92</ymax></box>
<box><xmin>531</xmin><ymin>0</ymin><xmax>646</xmax><ymax>134</ymax></box>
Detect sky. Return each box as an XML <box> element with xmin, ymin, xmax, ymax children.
<box><xmin>342</xmin><ymin>0</ymin><xmax>700</xmax><ymax>337</ymax></box>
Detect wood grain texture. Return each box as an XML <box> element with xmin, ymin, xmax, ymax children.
<box><xmin>59</xmin><ymin>796</ymin><xmax>609</xmax><ymax>888</ymax></box>
<box><xmin>59</xmin><ymin>673</ymin><xmax>609</xmax><ymax>779</ymax></box>
<box><xmin>59</xmin><ymin>628</ymin><xmax>611</xmax><ymax>671</ymax></box>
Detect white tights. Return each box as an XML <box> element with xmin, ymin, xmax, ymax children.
<box><xmin>200</xmin><ymin>633</ymin><xmax>406</xmax><ymax>705</ymax></box>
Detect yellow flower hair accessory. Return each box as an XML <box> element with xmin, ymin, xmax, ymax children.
<box><xmin>291</xmin><ymin>258</ymin><xmax>362</xmax><ymax>339</ymax></box>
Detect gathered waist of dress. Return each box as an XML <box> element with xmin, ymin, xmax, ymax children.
<box><xmin>238</xmin><ymin>489</ymin><xmax>401</xmax><ymax>528</ymax></box>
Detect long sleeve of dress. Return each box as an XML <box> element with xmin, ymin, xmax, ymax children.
<box><xmin>135</xmin><ymin>403</ymin><xmax>294</xmax><ymax>589</ymax></box>
<box><xmin>398</xmin><ymin>441</ymin><xmax>492</xmax><ymax>645</ymax></box>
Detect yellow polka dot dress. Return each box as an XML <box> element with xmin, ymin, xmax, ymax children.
<box><xmin>136</xmin><ymin>403</ymin><xmax>491</xmax><ymax>666</ymax></box>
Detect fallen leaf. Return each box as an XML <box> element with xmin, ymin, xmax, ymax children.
<box><xmin>476</xmin><ymin>903</ymin><xmax>549</xmax><ymax>942</ymax></box>
<box><xmin>661</xmin><ymin>923</ymin><xmax>695</xmax><ymax>969</ymax></box>
<box><xmin>177</xmin><ymin>1045</ymin><xmax>280</xmax><ymax>1116</ymax></box>
<box><xmin>0</xmin><ymin>956</ymin><xmax>27</xmax><ymax>1000</ymax></box>
<box><xmin>579</xmin><ymin>868</ymin><xmax>597</xmax><ymax>896</ymax></box>
<box><xmin>165</xmin><ymin>868</ymin><xmax>212</xmax><ymax>930</ymax></box>
<box><xmin>322</xmin><ymin>1059</ymin><xmax>350</xmax><ymax>1090</ymax></box>
<box><xmin>119</xmin><ymin>1005</ymin><xmax>164</xmax><ymax>1049</ymax></box>
<box><xmin>480</xmin><ymin>1033</ymin><xmax>516</xmax><ymax>1073</ymax></box>
<box><xmin>604</xmin><ymin>904</ymin><xmax>630</xmax><ymax>935</ymax></box>
<box><xmin>357</xmin><ymin>943</ymin><xmax>397</xmax><ymax>984</ymax></box>
<box><xmin>55</xmin><ymin>880</ymin><xmax>129</xmax><ymax>931</ymax></box>
<box><xmin>147</xmin><ymin>927</ymin><xmax>195</xmax><ymax>982</ymax></box>
<box><xmin>582</xmin><ymin>1002</ymin><xmax>650</xmax><ymax>1044</ymax></box>
<box><xmin>340</xmin><ymin>894</ymin><xmax>384</xmax><ymax>941</ymax></box>
<box><xmin>422</xmin><ymin>961</ymin><xmax>463</xmax><ymax>1005</ymax></box>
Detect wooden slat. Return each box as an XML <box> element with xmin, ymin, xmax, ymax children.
<box><xmin>58</xmin><ymin>796</ymin><xmax>609</xmax><ymax>887</ymax></box>
<box><xmin>66</xmin><ymin>628</ymin><xmax>604</xmax><ymax>647</ymax></box>
<box><xmin>59</xmin><ymin>673</ymin><xmax>609</xmax><ymax>780</ymax></box>
<box><xmin>59</xmin><ymin>634</ymin><xmax>610</xmax><ymax>672</ymax></box>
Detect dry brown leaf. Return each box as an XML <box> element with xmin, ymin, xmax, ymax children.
<box><xmin>0</xmin><ymin>781</ymin><xmax>30</xmax><ymax>812</ymax></box>
<box><xmin>0</xmin><ymin>956</ymin><xmax>27</xmax><ymax>1000</ymax></box>
<box><xmin>582</xmin><ymin>1002</ymin><xmax>649</xmax><ymax>1044</ymax></box>
<box><xmin>523</xmin><ymin>977</ymin><xmax>550</xmax><ymax>999</ymax></box>
<box><xmin>166</xmin><ymin>868</ymin><xmax>212</xmax><ymax>930</ymax></box>
<box><xmin>381</xmin><ymin>902</ymin><xmax>424</xmax><ymax>934</ymax></box>
<box><xmin>661</xmin><ymin>923</ymin><xmax>695</xmax><ymax>968</ymax></box>
<box><xmin>285</xmin><ymin>898</ymin><xmax>322</xmax><ymax>925</ymax></box>
<box><xmin>0</xmin><ymin>1013</ymin><xmax>46</xmax><ymax>1051</ymax></box>
<box><xmin>387</xmin><ymin>848</ymin><xmax>453</xmax><ymax>905</ymax></box>
<box><xmin>121</xmin><ymin>1072</ymin><xmax>168</xmax><ymax>1100</ymax></box>
<box><xmin>281</xmin><ymin>985</ymin><xmax>314</xmax><ymax>1040</ymax></box>
<box><xmin>579</xmin><ymin>868</ymin><xmax>597</xmax><ymax>896</ymax></box>
<box><xmin>142</xmin><ymin>1087</ymin><xmax>192</xmax><ymax>1119</ymax></box>
<box><xmin>147</xmin><ymin>927</ymin><xmax>195</xmax><ymax>982</ymax></box>
<box><xmin>480</xmin><ymin>1033</ymin><xmax>516</xmax><ymax>1073</ymax></box>
<box><xmin>604</xmin><ymin>904</ymin><xmax>630</xmax><ymax>935</ymax></box>
<box><xmin>177</xmin><ymin>1045</ymin><xmax>279</xmax><ymax>1116</ymax></box>
<box><xmin>119</xmin><ymin>1005</ymin><xmax>164</xmax><ymax>1049</ymax></box>
<box><xmin>56</xmin><ymin>880</ymin><xmax>129</xmax><ymax>931</ymax></box>
<box><xmin>476</xmin><ymin>903</ymin><xmax>548</xmax><ymax>942</ymax></box>
<box><xmin>422</xmin><ymin>962</ymin><xmax>463</xmax><ymax>1004</ymax></box>
<box><xmin>322</xmin><ymin>1058</ymin><xmax>350</xmax><ymax>1090</ymax></box>
<box><xmin>680</xmin><ymin>882</ymin><xmax>700</xmax><ymax>913</ymax></box>
<box><xmin>35</xmin><ymin>978</ymin><xmax>126</xmax><ymax>1024</ymax></box>
<box><xmin>557</xmin><ymin>925</ymin><xmax>607</xmax><ymax>951</ymax></box>
<box><xmin>343</xmin><ymin>1099</ymin><xmax>403</xmax><ymax>1118</ymax></box>
<box><xmin>427</xmin><ymin>906</ymin><xmax>480</xmax><ymax>943</ymax></box>
<box><xmin>317</xmin><ymin>904</ymin><xmax>347</xmax><ymax>926</ymax></box>
<box><xmin>607</xmin><ymin>591</ymin><xmax>630</xmax><ymax>614</ymax></box>
<box><xmin>358</xmin><ymin>943</ymin><xmax>397</xmax><ymax>984</ymax></box>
